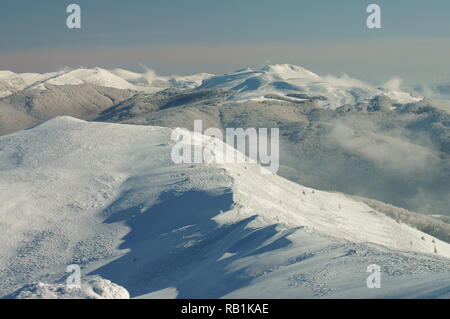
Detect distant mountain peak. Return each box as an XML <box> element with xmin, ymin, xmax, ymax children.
<box><xmin>199</xmin><ymin>63</ymin><xmax>421</xmax><ymax>107</ymax></box>
<box><xmin>260</xmin><ymin>64</ymin><xmax>321</xmax><ymax>80</ymax></box>
<box><xmin>0</xmin><ymin>65</ymin><xmax>422</xmax><ymax>109</ymax></box>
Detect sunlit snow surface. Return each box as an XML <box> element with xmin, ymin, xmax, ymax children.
<box><xmin>1</xmin><ymin>117</ymin><xmax>449</xmax><ymax>299</ymax></box>
<box><xmin>199</xmin><ymin>64</ymin><xmax>422</xmax><ymax>107</ymax></box>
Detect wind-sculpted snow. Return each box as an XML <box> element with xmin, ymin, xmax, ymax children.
<box><xmin>1</xmin><ymin>117</ymin><xmax>450</xmax><ymax>299</ymax></box>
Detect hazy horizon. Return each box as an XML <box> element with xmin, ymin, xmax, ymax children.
<box><xmin>1</xmin><ymin>1</ymin><xmax>450</xmax><ymax>85</ymax></box>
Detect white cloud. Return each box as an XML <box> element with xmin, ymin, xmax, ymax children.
<box><xmin>383</xmin><ymin>76</ymin><xmax>403</xmax><ymax>91</ymax></box>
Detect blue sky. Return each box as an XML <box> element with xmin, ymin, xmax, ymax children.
<box><xmin>1</xmin><ymin>0</ymin><xmax>450</xmax><ymax>83</ymax></box>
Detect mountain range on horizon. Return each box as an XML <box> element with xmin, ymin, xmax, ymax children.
<box><xmin>0</xmin><ymin>63</ymin><xmax>427</xmax><ymax>103</ymax></box>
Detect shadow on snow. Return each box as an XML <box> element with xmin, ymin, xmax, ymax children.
<box><xmin>92</xmin><ymin>188</ymin><xmax>295</xmax><ymax>298</ymax></box>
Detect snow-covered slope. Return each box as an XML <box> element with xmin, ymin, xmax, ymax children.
<box><xmin>0</xmin><ymin>70</ymin><xmax>61</xmax><ymax>98</ymax></box>
<box><xmin>109</xmin><ymin>68</ymin><xmax>213</xmax><ymax>90</ymax></box>
<box><xmin>43</xmin><ymin>68</ymin><xmax>143</xmax><ymax>91</ymax></box>
<box><xmin>0</xmin><ymin>102</ymin><xmax>39</xmax><ymax>135</ymax></box>
<box><xmin>1</xmin><ymin>117</ymin><xmax>449</xmax><ymax>298</ymax></box>
<box><xmin>0</xmin><ymin>68</ymin><xmax>152</xmax><ymax>97</ymax></box>
<box><xmin>0</xmin><ymin>68</ymin><xmax>214</xmax><ymax>99</ymax></box>
<box><xmin>200</xmin><ymin>64</ymin><xmax>422</xmax><ymax>108</ymax></box>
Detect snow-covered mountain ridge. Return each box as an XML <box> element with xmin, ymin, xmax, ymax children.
<box><xmin>1</xmin><ymin>117</ymin><xmax>449</xmax><ymax>298</ymax></box>
<box><xmin>0</xmin><ymin>64</ymin><xmax>422</xmax><ymax>108</ymax></box>
<box><xmin>0</xmin><ymin>67</ymin><xmax>213</xmax><ymax>98</ymax></box>
<box><xmin>200</xmin><ymin>64</ymin><xmax>422</xmax><ymax>107</ymax></box>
